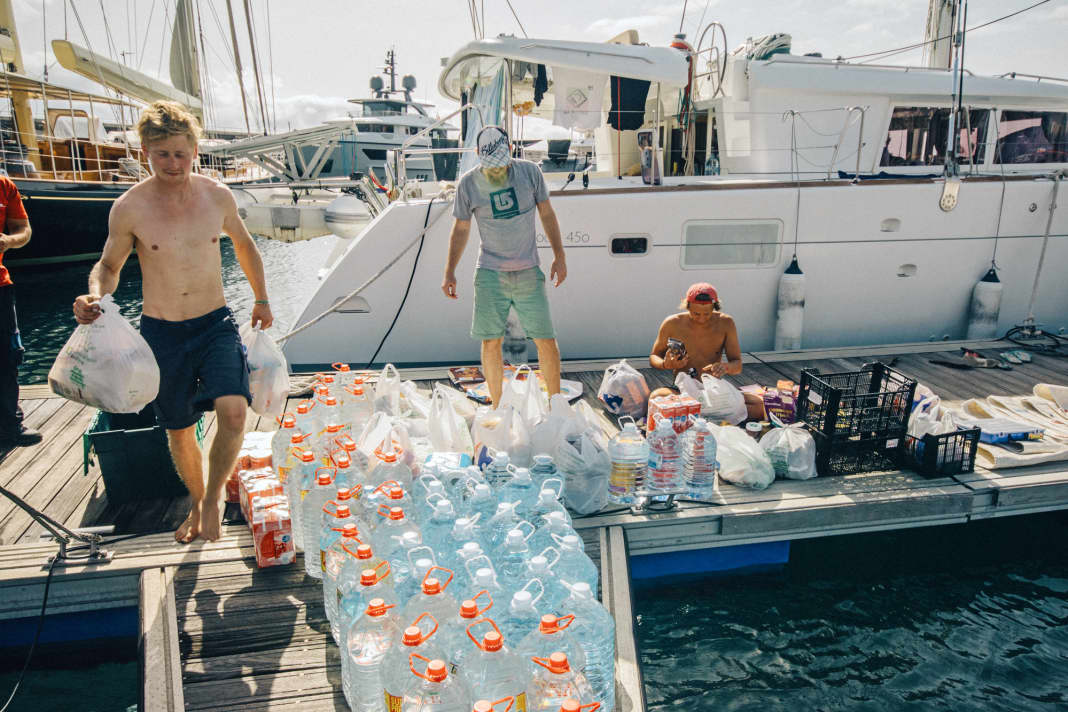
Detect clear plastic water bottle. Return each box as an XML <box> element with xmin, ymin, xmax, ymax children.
<box><xmin>344</xmin><ymin>380</ymin><xmax>375</xmax><ymax>432</ymax></box>
<box><xmin>403</xmin><ymin>655</ymin><xmax>471</xmax><ymax>712</ymax></box>
<box><xmin>682</xmin><ymin>417</ymin><xmax>719</xmax><ymax>500</ymax></box>
<box><xmin>292</xmin><ymin>399</ymin><xmax>321</xmax><ymax>452</ymax></box>
<box><xmin>529</xmin><ymin>511</ymin><xmax>579</xmax><ymax>558</ymax></box>
<box><xmin>462</xmin><ymin>621</ymin><xmax>530</xmax><ymax>710</ymax></box>
<box><xmin>342</xmin><ymin>597</ymin><xmax>400</xmax><ymax>712</ymax></box>
<box><xmin>339</xmin><ymin>561</ymin><xmax>395</xmax><ymax>646</ymax></box>
<box><xmin>329</xmin><ymin>448</ymin><xmax>361</xmax><ymax>492</ymax></box>
<box><xmin>318</xmin><ymin>500</ymin><xmax>354</xmax><ymax>579</ymax></box>
<box><xmin>526</xmin><ymin>653</ymin><xmax>594</xmax><ymax>711</ymax></box>
<box><xmin>529</xmin><ymin>454</ymin><xmax>559</xmax><ymax>490</ymax></box>
<box><xmin>468</xmin><ymin>563</ymin><xmax>507</xmax><ymax>606</ymax></box>
<box><xmin>499</xmin><ymin>585</ymin><xmax>543</xmax><ymax>648</ymax></box>
<box><xmin>403</xmin><ymin>567</ymin><xmax>460</xmax><ymax>626</ymax></box>
<box><xmin>553</xmin><ymin>535</ymin><xmax>598</xmax><ymax>593</ymax></box>
<box><xmin>335</xmin><ymin>540</ymin><xmax>385</xmax><ymax>643</ymax></box>
<box><xmin>462</xmin><ymin>482</ymin><xmax>499</xmax><ymax>526</ymax></box>
<box><xmin>499</xmin><ymin>468</ymin><xmax>538</xmax><ymax>520</ymax></box>
<box><xmin>323</xmin><ymin>522</ymin><xmax>361</xmax><ymax>642</ymax></box>
<box><xmin>285</xmin><ymin>448</ymin><xmax>317</xmax><ymax>551</ymax></box>
<box><xmin>390</xmin><ymin>534</ymin><xmax>432</xmax><ymax>604</ymax></box>
<box><xmin>401</xmin><ymin>554</ymin><xmax>438</xmax><ymax>606</ymax></box>
<box><xmin>497</xmin><ymin>529</ymin><xmax>535</xmax><ymax>596</ymax></box>
<box><xmin>453</xmin><ymin>541</ymin><xmax>491</xmax><ymax>598</ymax></box>
<box><xmin>314</xmin><ymin>393</ymin><xmax>343</xmax><ymax>440</ymax></box>
<box><xmin>484</xmin><ymin>502</ymin><xmax>522</xmax><ymax>555</ymax></box>
<box><xmin>517</xmin><ymin>614</ymin><xmax>588</xmax><ymax>678</ymax></box>
<box><xmin>271</xmin><ymin>413</ymin><xmax>297</xmax><ymax>473</ymax></box>
<box><xmin>365</xmin><ymin>480</ymin><xmax>407</xmax><ymax>523</ymax></box>
<box><xmin>275</xmin><ymin>430</ymin><xmax>312</xmax><ymax>486</ymax></box>
<box><xmin>608</xmin><ymin>419</ymin><xmax>648</xmax><ymax>505</ymax></box>
<box><xmin>312</xmin><ymin>421</ymin><xmax>347</xmax><ymax>468</ymax></box>
<box><xmin>372</xmin><ymin>505</ymin><xmax>422</xmax><ymax>563</ymax></box>
<box><xmin>524</xmin><ymin>551</ymin><xmax>566</xmax><ymax>615</ymax></box>
<box><xmin>368</xmin><ymin>445</ymin><xmax>414</xmax><ymax>490</ymax></box>
<box><xmin>528</xmin><ymin>481</ymin><xmax>571</xmax><ymax>528</ymax></box>
<box><xmin>380</xmin><ymin>617</ymin><xmax>447</xmax><ymax>709</ymax></box>
<box><xmin>417</xmin><ymin>480</ymin><xmax>452</xmax><ymax>523</ymax></box>
<box><xmin>302</xmin><ymin>469</ymin><xmax>335</xmax><ymax>578</ymax></box>
<box><xmin>450</xmin><ymin>517</ymin><xmax>488</xmax><ymax>561</ymax></box>
<box><xmin>483</xmin><ymin>451</ymin><xmax>516</xmax><ymax>489</ymax></box>
<box><xmin>441</xmin><ymin>592</ymin><xmax>494</xmax><ymax>675</ymax></box>
<box><xmin>647</xmin><ymin>416</ymin><xmax>682</xmax><ymax>493</ymax></box>
<box><xmin>422</xmin><ymin>498</ymin><xmax>459</xmax><ymax>549</ymax></box>
<box><xmin>561</xmin><ymin>582</ymin><xmax>615</xmax><ymax>712</ymax></box>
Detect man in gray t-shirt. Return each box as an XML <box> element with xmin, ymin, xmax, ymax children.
<box><xmin>443</xmin><ymin>125</ymin><xmax>567</xmax><ymax>407</ymax></box>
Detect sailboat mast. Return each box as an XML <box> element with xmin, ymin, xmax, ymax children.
<box><xmin>224</xmin><ymin>0</ymin><xmax>252</xmax><ymax>135</ymax></box>
<box><xmin>0</xmin><ymin>0</ymin><xmax>41</xmax><ymax>169</ymax></box>
<box><xmin>242</xmin><ymin>0</ymin><xmax>269</xmax><ymax>135</ymax></box>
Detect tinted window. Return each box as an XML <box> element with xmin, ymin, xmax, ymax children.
<box><xmin>610</xmin><ymin>236</ymin><xmax>648</xmax><ymax>255</ymax></box>
<box><xmin>995</xmin><ymin>110</ymin><xmax>1068</xmax><ymax>164</ymax></box>
<box><xmin>881</xmin><ymin>107</ymin><xmax>988</xmax><ymax>167</ymax></box>
<box><xmin>681</xmin><ymin>220</ymin><xmax>781</xmax><ymax>268</ymax></box>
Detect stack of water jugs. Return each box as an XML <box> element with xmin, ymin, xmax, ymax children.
<box><xmin>276</xmin><ymin>365</ymin><xmax>615</xmax><ymax>712</ymax></box>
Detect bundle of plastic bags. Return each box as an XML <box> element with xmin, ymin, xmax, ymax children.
<box><xmin>597</xmin><ymin>359</ymin><xmax>650</xmax><ymax>419</ymax></box>
<box><xmin>471</xmin><ymin>404</ymin><xmax>532</xmax><ymax>468</ymax></box>
<box><xmin>239</xmin><ymin>323</ymin><xmax>290</xmax><ymax>419</ymax></box>
<box><xmin>48</xmin><ymin>294</ymin><xmax>160</xmax><ymax>413</ymax></box>
<box><xmin>676</xmin><ymin>372</ymin><xmax>747</xmax><ymax>424</ymax></box>
<box><xmin>499</xmin><ymin>365</ymin><xmax>549</xmax><ymax>427</ymax></box>
<box><xmin>428</xmin><ymin>384</ymin><xmax>474</xmax><ymax>456</ymax></box>
<box><xmin>372</xmin><ymin>364</ymin><xmax>433</xmax><ymax>436</ymax></box>
<box><xmin>716</xmin><ymin>425</ymin><xmax>775</xmax><ymax>489</ymax></box>
<box><xmin>759</xmin><ymin>424</ymin><xmax>817</xmax><ymax>480</ymax></box>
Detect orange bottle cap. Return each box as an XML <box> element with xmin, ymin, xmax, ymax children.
<box><xmin>333</xmin><ymin>363</ymin><xmax>351</xmax><ymax>372</ymax></box>
<box><xmin>422</xmin><ymin>578</ymin><xmax>441</xmax><ymax>595</ymax></box>
<box><xmin>336</xmin><ymin>504</ymin><xmax>351</xmax><ymax>518</ymax></box>
<box><xmin>389</xmin><ymin>487</ymin><xmax>404</xmax><ymax>500</ymax></box>
<box><xmin>300</xmin><ymin>451</ymin><xmax>315</xmax><ymax>462</ymax></box>
<box><xmin>316</xmin><ymin>473</ymin><xmax>333</xmax><ymax>486</ymax></box>
<box><xmin>356</xmin><ymin>544</ymin><xmax>373</xmax><ymax>559</ymax></box>
<box><xmin>426</xmin><ymin>659</ymin><xmax>447</xmax><ymax>682</ymax></box>
<box><xmin>360</xmin><ymin>569</ymin><xmax>377</xmax><ymax>585</ymax></box>
<box><xmin>548</xmin><ymin>652</ymin><xmax>569</xmax><ymax>673</ymax></box>
<box><xmin>483</xmin><ymin>631</ymin><xmax>503</xmax><ymax>651</ymax></box>
<box><xmin>325</xmin><ymin>396</ymin><xmax>337</xmax><ymax>406</ymax></box>
<box><xmin>337</xmin><ymin>488</ymin><xmax>352</xmax><ymax>501</ymax></box>
<box><xmin>460</xmin><ymin>600</ymin><xmax>479</xmax><ymax>618</ymax></box>
<box><xmin>366</xmin><ymin>598</ymin><xmax>393</xmax><ymax>617</ymax></box>
<box><xmin>402</xmin><ymin>626</ymin><xmax>422</xmax><ymax>645</ymax></box>
<box><xmin>389</xmin><ymin>507</ymin><xmax>404</xmax><ymax>520</ymax></box>
<box><xmin>539</xmin><ymin>614</ymin><xmax>558</xmax><ymax>632</ymax></box>
<box><xmin>280</xmin><ymin>414</ymin><xmax>296</xmax><ymax>428</ymax></box>
<box><xmin>296</xmin><ymin>402</ymin><xmax>311</xmax><ymax>414</ymax></box>
<box><xmin>341</xmin><ymin>523</ymin><xmax>359</xmax><ymax>538</ymax></box>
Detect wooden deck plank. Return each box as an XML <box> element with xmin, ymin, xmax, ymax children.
<box><xmin>600</xmin><ymin>525</ymin><xmax>646</xmax><ymax>712</ymax></box>
<box><xmin>0</xmin><ymin>397</ymin><xmax>72</xmax><ymax>482</ymax></box>
<box><xmin>141</xmin><ymin>566</ymin><xmax>185</xmax><ymax>712</ymax></box>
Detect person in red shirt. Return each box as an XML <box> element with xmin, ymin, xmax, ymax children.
<box><xmin>0</xmin><ymin>176</ymin><xmax>40</xmax><ymax>446</ymax></box>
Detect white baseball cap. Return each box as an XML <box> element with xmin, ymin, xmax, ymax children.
<box><xmin>476</xmin><ymin>126</ymin><xmax>511</xmax><ymax>168</ymax></box>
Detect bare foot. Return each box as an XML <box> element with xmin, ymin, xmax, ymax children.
<box><xmin>198</xmin><ymin>498</ymin><xmax>223</xmax><ymax>542</ymax></box>
<box><xmin>175</xmin><ymin>504</ymin><xmax>201</xmax><ymax>543</ymax></box>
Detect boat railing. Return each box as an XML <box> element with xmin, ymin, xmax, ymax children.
<box><xmin>998</xmin><ymin>71</ymin><xmax>1068</xmax><ymax>85</ymax></box>
<box><xmin>395</xmin><ymin>102</ymin><xmax>484</xmax><ymax>189</ymax></box>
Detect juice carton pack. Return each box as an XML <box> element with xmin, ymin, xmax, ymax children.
<box><xmin>249</xmin><ymin>495</ymin><xmax>295</xmax><ymax>568</ymax></box>
<box><xmin>675</xmin><ymin>395</ymin><xmax>701</xmax><ymax>433</ymax></box>
<box><xmin>238</xmin><ymin>467</ymin><xmax>280</xmax><ymax>520</ymax></box>
<box><xmin>763</xmin><ymin>387</ymin><xmax>797</xmax><ymax>424</ymax></box>
<box><xmin>647</xmin><ymin>395</ymin><xmax>700</xmax><ymax>433</ymax></box>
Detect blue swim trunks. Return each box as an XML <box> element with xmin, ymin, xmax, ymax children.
<box><xmin>140</xmin><ymin>306</ymin><xmax>251</xmax><ymax>430</ymax></box>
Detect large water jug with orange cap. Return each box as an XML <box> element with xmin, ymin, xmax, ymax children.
<box><xmin>302</xmin><ymin>468</ymin><xmax>335</xmax><ymax>578</ymax></box>
<box><xmin>526</xmin><ymin>653</ymin><xmax>594</xmax><ymax>711</ymax></box>
<box><xmin>403</xmin><ymin>567</ymin><xmax>459</xmax><ymax>625</ymax></box>
<box><xmin>341</xmin><ymin>597</ymin><xmax>400</xmax><ymax>712</ymax></box>
<box><xmin>339</xmin><ymin>559</ymin><xmax>394</xmax><ymax>644</ymax></box>
<box><xmin>402</xmin><ymin>654</ymin><xmax>472</xmax><ymax>712</ymax></box>
<box><xmin>380</xmin><ymin>613</ymin><xmax>446</xmax><ymax>709</ymax></box>
<box><xmin>462</xmin><ymin>618</ymin><xmax>530</xmax><ymax>711</ymax></box>
<box><xmin>323</xmin><ymin>522</ymin><xmax>362</xmax><ymax>642</ymax></box>
<box><xmin>442</xmin><ymin>590</ymin><xmax>494</xmax><ymax>675</ymax></box>
<box><xmin>284</xmin><ymin>447</ymin><xmax>316</xmax><ymax>551</ymax></box>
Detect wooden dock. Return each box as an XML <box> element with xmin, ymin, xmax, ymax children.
<box><xmin>2</xmin><ymin>339</ymin><xmax>1067</xmax><ymax>711</ymax></box>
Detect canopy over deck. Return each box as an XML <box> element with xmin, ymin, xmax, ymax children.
<box><xmin>438</xmin><ymin>36</ymin><xmax>689</xmax><ymax>101</ymax></box>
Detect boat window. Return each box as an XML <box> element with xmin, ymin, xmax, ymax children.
<box><xmin>995</xmin><ymin>110</ymin><xmax>1068</xmax><ymax>164</ymax></box>
<box><xmin>881</xmin><ymin>107</ymin><xmax>989</xmax><ymax>167</ymax></box>
<box><xmin>610</xmin><ymin>235</ymin><xmax>649</xmax><ymax>256</ymax></box>
<box><xmin>681</xmin><ymin>220</ymin><xmax>781</xmax><ymax>269</ymax></box>
<box><xmin>356</xmin><ymin>124</ymin><xmax>392</xmax><ymax>134</ymax></box>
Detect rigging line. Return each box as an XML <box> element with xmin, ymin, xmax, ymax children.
<box><xmin>157</xmin><ymin>0</ymin><xmax>170</xmax><ymax>78</ymax></box>
<box><xmin>242</xmin><ymin>0</ymin><xmax>269</xmax><ymax>133</ymax></box>
<box><xmin>266</xmin><ymin>0</ymin><xmax>276</xmax><ymax>132</ymax></box>
<box><xmin>0</xmin><ymin>556</ymin><xmax>58</xmax><ymax>712</ymax></box>
<box><xmin>784</xmin><ymin>110</ymin><xmax>801</xmax><ymax>258</ymax></box>
<box><xmin>504</xmin><ymin>0</ymin><xmax>527</xmax><ymax>38</ymax></box>
<box><xmin>195</xmin><ymin>0</ymin><xmax>216</xmax><ymax>131</ymax></box>
<box><xmin>136</xmin><ymin>0</ymin><xmax>157</xmax><ymax>71</ymax></box>
<box><xmin>41</xmin><ymin>0</ymin><xmax>47</xmax><ymax>81</ymax></box>
<box><xmin>206</xmin><ymin>0</ymin><xmax>236</xmax><ymax>66</ymax></box>
<box><xmin>839</xmin><ymin>0</ymin><xmax>1051</xmax><ymax>62</ymax></box>
<box><xmin>678</xmin><ymin>0</ymin><xmax>689</xmax><ymax>34</ymax></box>
<box><xmin>692</xmin><ymin>0</ymin><xmax>712</xmax><ymax>39</ymax></box>
<box><xmin>97</xmin><ymin>0</ymin><xmax>122</xmax><ymax>63</ymax></box>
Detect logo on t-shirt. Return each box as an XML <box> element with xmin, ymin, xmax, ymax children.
<box><xmin>489</xmin><ymin>187</ymin><xmax>519</xmax><ymax>219</ymax></box>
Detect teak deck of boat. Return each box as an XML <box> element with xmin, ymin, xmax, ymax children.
<box><xmin>2</xmin><ymin>339</ymin><xmax>1068</xmax><ymax>712</ymax></box>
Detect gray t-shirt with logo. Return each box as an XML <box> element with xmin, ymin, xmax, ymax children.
<box><xmin>452</xmin><ymin>159</ymin><xmax>549</xmax><ymax>271</ymax></box>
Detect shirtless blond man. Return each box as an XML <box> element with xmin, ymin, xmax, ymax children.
<box><xmin>72</xmin><ymin>101</ymin><xmax>272</xmax><ymax>543</ymax></box>
<box><xmin>649</xmin><ymin>283</ymin><xmax>743</xmax><ymax>400</ymax></box>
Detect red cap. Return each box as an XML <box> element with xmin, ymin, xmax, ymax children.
<box><xmin>337</xmin><ymin>488</ymin><xmax>352</xmax><ymax>501</ymax></box>
<box><xmin>280</xmin><ymin>414</ymin><xmax>296</xmax><ymax>428</ymax></box>
<box><xmin>388</xmin><ymin>487</ymin><xmax>404</xmax><ymax>500</ymax></box>
<box><xmin>388</xmin><ymin>507</ymin><xmax>404</xmax><ymax>520</ymax></box>
<box><xmin>402</xmin><ymin>626</ymin><xmax>422</xmax><ymax>646</ymax></box>
<box><xmin>299</xmin><ymin>450</ymin><xmax>315</xmax><ymax>462</ymax></box>
<box><xmin>360</xmin><ymin>569</ymin><xmax>377</xmax><ymax>585</ymax></box>
<box><xmin>426</xmin><ymin>659</ymin><xmax>447</xmax><ymax>682</ymax></box>
<box><xmin>560</xmin><ymin>701</ymin><xmax>581</xmax><ymax>712</ymax></box>
<box><xmin>422</xmin><ymin>577</ymin><xmax>441</xmax><ymax>595</ymax></box>
<box><xmin>686</xmin><ymin>282</ymin><xmax>719</xmax><ymax>304</ymax></box>
<box><xmin>356</xmin><ymin>544</ymin><xmax>373</xmax><ymax>559</ymax></box>
<box><xmin>460</xmin><ymin>600</ymin><xmax>479</xmax><ymax>618</ymax></box>
<box><xmin>326</xmin><ymin>422</ymin><xmax>342</xmax><ymax>432</ymax></box>
<box><xmin>547</xmin><ymin>652</ymin><xmax>569</xmax><ymax>673</ymax></box>
<box><xmin>316</xmin><ymin>472</ymin><xmax>333</xmax><ymax>486</ymax></box>
<box><xmin>365</xmin><ymin>598</ymin><xmax>391</xmax><ymax>617</ymax></box>
<box><xmin>483</xmin><ymin>631</ymin><xmax>503</xmax><ymax>651</ymax></box>
<box><xmin>341</xmin><ymin>523</ymin><xmax>359</xmax><ymax>538</ymax></box>
<box><xmin>539</xmin><ymin>614</ymin><xmax>558</xmax><ymax>632</ymax></box>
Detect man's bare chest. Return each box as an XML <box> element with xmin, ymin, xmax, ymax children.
<box><xmin>131</xmin><ymin>201</ymin><xmax>224</xmax><ymax>258</ymax></box>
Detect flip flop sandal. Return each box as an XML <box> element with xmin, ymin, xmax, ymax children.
<box><xmin>1011</xmin><ymin>349</ymin><xmax>1033</xmax><ymax>363</ymax></box>
<box><xmin>1000</xmin><ymin>351</ymin><xmax>1023</xmax><ymax>365</ymax></box>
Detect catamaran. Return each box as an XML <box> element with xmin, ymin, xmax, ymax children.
<box><xmin>281</xmin><ymin>3</ymin><xmax>1067</xmax><ymax>371</ymax></box>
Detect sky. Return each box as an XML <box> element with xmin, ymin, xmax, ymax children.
<box><xmin>8</xmin><ymin>0</ymin><xmax>1068</xmax><ymax>138</ymax></box>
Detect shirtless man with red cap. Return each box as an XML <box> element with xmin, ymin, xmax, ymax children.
<box><xmin>648</xmin><ymin>283</ymin><xmax>743</xmax><ymax>400</ymax></box>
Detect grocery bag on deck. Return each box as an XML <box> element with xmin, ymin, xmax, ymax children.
<box><xmin>556</xmin><ymin>429</ymin><xmax>611</xmax><ymax>515</ymax></box>
<box><xmin>716</xmin><ymin>425</ymin><xmax>775</xmax><ymax>489</ymax></box>
<box><xmin>597</xmin><ymin>359</ymin><xmax>651</xmax><ymax>419</ymax></box>
<box><xmin>676</xmin><ymin>372</ymin><xmax>747</xmax><ymax>425</ymax></box>
<box><xmin>470</xmin><ymin>404</ymin><xmax>532</xmax><ymax>469</ymax></box>
<box><xmin>48</xmin><ymin>294</ymin><xmax>160</xmax><ymax>413</ymax></box>
<box><xmin>239</xmin><ymin>323</ymin><xmax>291</xmax><ymax>419</ymax></box>
<box><xmin>530</xmin><ymin>394</ymin><xmax>575</xmax><ymax>457</ymax></box>
<box><xmin>373</xmin><ymin>364</ymin><xmax>407</xmax><ymax>415</ymax></box>
<box><xmin>759</xmin><ymin>424</ymin><xmax>817</xmax><ymax>480</ymax></box>
<box><xmin>429</xmin><ymin>384</ymin><xmax>474</xmax><ymax>456</ymax></box>
<box><xmin>499</xmin><ymin>365</ymin><xmax>549</xmax><ymax>427</ymax></box>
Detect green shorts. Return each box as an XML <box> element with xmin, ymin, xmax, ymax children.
<box><xmin>472</xmin><ymin>266</ymin><xmax>556</xmax><ymax>341</ymax></box>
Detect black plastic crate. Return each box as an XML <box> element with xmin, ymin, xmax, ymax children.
<box><xmin>83</xmin><ymin>407</ymin><xmax>204</xmax><ymax>504</ymax></box>
<box><xmin>797</xmin><ymin>363</ymin><xmax>917</xmax><ymax>442</ymax></box>
<box><xmin>905</xmin><ymin>427</ymin><xmax>981</xmax><ymax>479</ymax></box>
<box><xmin>808</xmin><ymin>428</ymin><xmax>906</xmax><ymax>476</ymax></box>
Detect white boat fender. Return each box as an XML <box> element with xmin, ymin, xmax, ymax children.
<box><xmin>965</xmin><ymin>266</ymin><xmax>1003</xmax><ymax>340</ymax></box>
<box><xmin>774</xmin><ymin>256</ymin><xmax>805</xmax><ymax>351</ymax></box>
<box><xmin>324</xmin><ymin>194</ymin><xmax>372</xmax><ymax>239</ymax></box>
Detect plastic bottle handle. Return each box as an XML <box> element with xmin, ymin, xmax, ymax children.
<box><xmin>409</xmin><ymin>612</ymin><xmax>439</xmax><ymax>642</ymax></box>
<box><xmin>464</xmin><ymin>554</ymin><xmax>494</xmax><ymax>581</ymax></box>
<box><xmin>515</xmin><ymin>520</ymin><xmax>536</xmax><ymax>540</ymax></box>
<box><xmin>423</xmin><ymin>565</ymin><xmax>454</xmax><ymax>591</ymax></box>
<box><xmin>576</xmin><ymin>704</ymin><xmax>601</xmax><ymax>712</ymax></box>
<box><xmin>376</xmin><ymin>504</ymin><xmax>392</xmax><ymax>519</ymax></box>
<box><xmin>467</xmin><ymin>511</ymin><xmax>482</xmax><ymax>526</ymax></box>
<box><xmin>407</xmin><ymin>545</ymin><xmax>435</xmax><ymax>570</ymax></box>
<box><xmin>490</xmin><ymin>696</ymin><xmax>515</xmax><ymax>712</ymax></box>
<box><xmin>465</xmin><ymin>616</ymin><xmax>501</xmax><ymax>649</ymax></box>
<box><xmin>521</xmin><ymin>577</ymin><xmax>545</xmax><ymax>605</ymax></box>
<box><xmin>374</xmin><ymin>479</ymin><xmax>401</xmax><ymax>495</ymax></box>
<box><xmin>538</xmin><ymin>546</ymin><xmax>561</xmax><ymax>569</ymax></box>
<box><xmin>531</xmin><ymin>655</ymin><xmax>556</xmax><ymax>672</ymax></box>
<box><xmin>542</xmin><ymin>477</ymin><xmax>564</xmax><ymax>498</ymax></box>
<box><xmin>425</xmin><ymin>492</ymin><xmax>447</xmax><ymax>508</ymax></box>
<box><xmin>409</xmin><ymin>652</ymin><xmax>431</xmax><ymax>680</ymax></box>
<box><xmin>334</xmin><ymin>434</ymin><xmax>356</xmax><ymax>450</ymax></box>
<box><xmin>370</xmin><ymin>559</ymin><xmax>391</xmax><ymax>583</ymax></box>
<box><xmin>298</xmin><ymin>398</ymin><xmax>316</xmax><ymax>411</ymax></box>
<box><xmin>289</xmin><ymin>446</ymin><xmax>307</xmax><ymax>459</ymax></box>
<box><xmin>340</xmin><ymin>538</ymin><xmax>367</xmax><ymax>558</ymax></box>
<box><xmin>617</xmin><ymin>415</ymin><xmax>636</xmax><ymax>429</ymax></box>
<box><xmin>551</xmin><ymin>613</ymin><xmax>576</xmax><ymax>632</ymax></box>
<box><xmin>471</xmin><ymin>589</ymin><xmax>494</xmax><ymax>616</ymax></box>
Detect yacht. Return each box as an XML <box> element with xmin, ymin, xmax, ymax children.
<box><xmin>276</xmin><ymin>7</ymin><xmax>1067</xmax><ymax>370</ymax></box>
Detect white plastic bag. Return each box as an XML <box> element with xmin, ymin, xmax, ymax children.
<box><xmin>499</xmin><ymin>365</ymin><xmax>549</xmax><ymax>428</ymax></box>
<box><xmin>530</xmin><ymin>394</ymin><xmax>574</xmax><ymax>457</ymax></box>
<box><xmin>759</xmin><ymin>424</ymin><xmax>817</xmax><ymax>480</ymax></box>
<box><xmin>429</xmin><ymin>384</ymin><xmax>474</xmax><ymax>456</ymax></box>
<box><xmin>597</xmin><ymin>359</ymin><xmax>650</xmax><ymax>419</ymax></box>
<box><xmin>239</xmin><ymin>323</ymin><xmax>290</xmax><ymax>419</ymax></box>
<box><xmin>696</xmin><ymin>373</ymin><xmax>748</xmax><ymax>425</ymax></box>
<box><xmin>470</xmin><ymin>404</ymin><xmax>533</xmax><ymax>469</ymax></box>
<box><xmin>557</xmin><ymin>430</ymin><xmax>611</xmax><ymax>515</ymax></box>
<box><xmin>373</xmin><ymin>363</ymin><xmax>406</xmax><ymax>415</ymax></box>
<box><xmin>48</xmin><ymin>294</ymin><xmax>160</xmax><ymax>413</ymax></box>
<box><xmin>716</xmin><ymin>425</ymin><xmax>775</xmax><ymax>489</ymax></box>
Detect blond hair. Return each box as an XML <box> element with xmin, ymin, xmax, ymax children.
<box><xmin>136</xmin><ymin>101</ymin><xmax>202</xmax><ymax>149</ymax></box>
